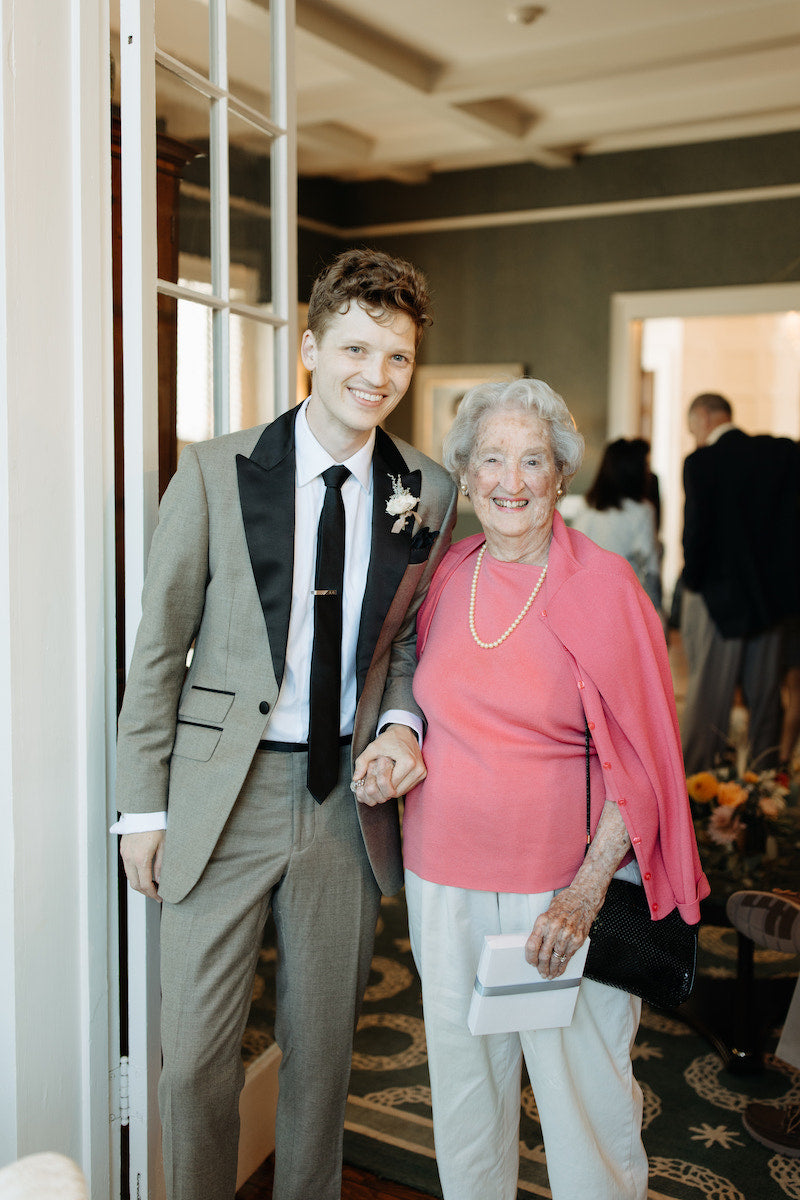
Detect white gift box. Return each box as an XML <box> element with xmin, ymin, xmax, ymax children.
<box><xmin>468</xmin><ymin>934</ymin><xmax>590</xmax><ymax>1034</ymax></box>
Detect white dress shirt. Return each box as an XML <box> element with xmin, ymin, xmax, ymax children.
<box><xmin>111</xmin><ymin>401</ymin><xmax>421</xmax><ymax>834</ymax></box>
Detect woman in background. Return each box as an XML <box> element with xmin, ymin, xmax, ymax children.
<box><xmin>572</xmin><ymin>437</ymin><xmax>663</xmax><ymax>615</ymax></box>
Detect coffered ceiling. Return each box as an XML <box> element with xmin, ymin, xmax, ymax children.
<box><xmin>293</xmin><ymin>0</ymin><xmax>800</xmax><ymax>180</ymax></box>
<box><xmin>119</xmin><ymin>0</ymin><xmax>800</xmax><ymax>183</ymax></box>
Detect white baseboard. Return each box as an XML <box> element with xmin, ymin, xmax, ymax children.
<box><xmin>236</xmin><ymin>1043</ymin><xmax>282</xmax><ymax>1189</ymax></box>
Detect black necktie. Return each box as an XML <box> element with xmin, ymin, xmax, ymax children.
<box><xmin>307</xmin><ymin>464</ymin><xmax>351</xmax><ymax>803</ymax></box>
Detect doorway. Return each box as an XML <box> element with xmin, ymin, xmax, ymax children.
<box><xmin>608</xmin><ymin>284</ymin><xmax>800</xmax><ymax>606</ymax></box>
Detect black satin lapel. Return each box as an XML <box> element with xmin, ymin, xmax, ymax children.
<box><xmin>356</xmin><ymin>430</ymin><xmax>420</xmax><ymax>694</ymax></box>
<box><xmin>236</xmin><ymin>410</ymin><xmax>298</xmax><ymax>687</ymax></box>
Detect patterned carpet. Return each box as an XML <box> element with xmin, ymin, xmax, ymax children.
<box><xmin>246</xmin><ymin>893</ymin><xmax>800</xmax><ymax>1200</ymax></box>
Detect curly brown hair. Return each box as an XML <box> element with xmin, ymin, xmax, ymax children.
<box><xmin>307</xmin><ymin>248</ymin><xmax>432</xmax><ymax>346</ymax></box>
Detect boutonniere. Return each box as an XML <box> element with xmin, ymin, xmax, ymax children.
<box><xmin>386</xmin><ymin>474</ymin><xmax>422</xmax><ymax>534</ymax></box>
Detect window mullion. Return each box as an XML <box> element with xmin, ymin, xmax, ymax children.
<box><xmin>271</xmin><ymin>0</ymin><xmax>297</xmax><ymax>414</ymax></box>
<box><xmin>209</xmin><ymin>0</ymin><xmax>230</xmax><ymax>436</ymax></box>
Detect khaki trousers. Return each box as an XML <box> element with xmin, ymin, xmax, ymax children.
<box><xmin>405</xmin><ymin>868</ymin><xmax>648</xmax><ymax>1200</ymax></box>
<box><xmin>158</xmin><ymin>744</ymin><xmax>381</xmax><ymax>1200</ymax></box>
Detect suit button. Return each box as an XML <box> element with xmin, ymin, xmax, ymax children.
<box><xmin>259</xmin><ymin>701</ymin><xmax>270</xmax><ymax>714</ymax></box>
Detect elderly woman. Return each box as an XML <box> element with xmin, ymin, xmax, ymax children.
<box><xmin>359</xmin><ymin>378</ymin><xmax>708</xmax><ymax>1200</ymax></box>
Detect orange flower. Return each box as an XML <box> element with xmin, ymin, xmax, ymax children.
<box><xmin>743</xmin><ymin>771</ymin><xmax>760</xmax><ymax>783</ymax></box>
<box><xmin>687</xmin><ymin>772</ymin><xmax>718</xmax><ymax>802</ymax></box>
<box><xmin>716</xmin><ymin>781</ymin><xmax>748</xmax><ymax>808</ymax></box>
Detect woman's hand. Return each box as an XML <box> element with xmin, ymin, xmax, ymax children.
<box><xmin>524</xmin><ymin>882</ymin><xmax>602</xmax><ymax>978</ymax></box>
<box><xmin>525</xmin><ymin>797</ymin><xmax>632</xmax><ymax>978</ymax></box>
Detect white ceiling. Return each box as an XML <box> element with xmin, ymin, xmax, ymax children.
<box><xmin>124</xmin><ymin>0</ymin><xmax>800</xmax><ymax>184</ymax></box>
<box><xmin>293</xmin><ymin>0</ymin><xmax>800</xmax><ymax>181</ymax></box>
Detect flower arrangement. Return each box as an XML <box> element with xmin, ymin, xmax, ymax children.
<box><xmin>687</xmin><ymin>760</ymin><xmax>800</xmax><ymax>892</ymax></box>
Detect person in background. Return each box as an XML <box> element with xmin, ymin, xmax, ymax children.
<box><xmin>680</xmin><ymin>392</ymin><xmax>800</xmax><ymax>774</ymax></box>
<box><xmin>113</xmin><ymin>248</ymin><xmax>457</xmax><ymax>1200</ymax></box>
<box><xmin>571</xmin><ymin>436</ymin><xmax>663</xmax><ymax>615</ymax></box>
<box><xmin>357</xmin><ymin>377</ymin><xmax>708</xmax><ymax>1200</ymax></box>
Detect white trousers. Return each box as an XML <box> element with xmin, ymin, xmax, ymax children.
<box><xmin>405</xmin><ymin>869</ymin><xmax>648</xmax><ymax>1200</ymax></box>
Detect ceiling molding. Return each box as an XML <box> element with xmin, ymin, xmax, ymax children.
<box><xmin>297</xmin><ymin>182</ymin><xmax>800</xmax><ymax>240</ymax></box>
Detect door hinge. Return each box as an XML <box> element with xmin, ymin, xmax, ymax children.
<box><xmin>118</xmin><ymin>1055</ymin><xmax>130</xmax><ymax>1127</ymax></box>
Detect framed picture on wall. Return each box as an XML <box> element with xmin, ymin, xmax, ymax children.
<box><xmin>412</xmin><ymin>363</ymin><xmax>523</xmax><ymax>466</ymax></box>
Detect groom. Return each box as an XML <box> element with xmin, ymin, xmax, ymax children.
<box><xmin>114</xmin><ymin>248</ymin><xmax>457</xmax><ymax>1200</ymax></box>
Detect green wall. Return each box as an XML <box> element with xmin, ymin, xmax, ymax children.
<box><xmin>297</xmin><ymin>131</ymin><xmax>800</xmax><ymax>486</ymax></box>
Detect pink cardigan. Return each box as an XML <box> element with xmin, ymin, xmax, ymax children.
<box><xmin>416</xmin><ymin>514</ymin><xmax>709</xmax><ymax>924</ymax></box>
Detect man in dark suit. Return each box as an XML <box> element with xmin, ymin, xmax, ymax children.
<box><xmin>113</xmin><ymin>249</ymin><xmax>457</xmax><ymax>1200</ymax></box>
<box><xmin>680</xmin><ymin>391</ymin><xmax>800</xmax><ymax>773</ymax></box>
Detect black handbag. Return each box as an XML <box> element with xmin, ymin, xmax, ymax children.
<box><xmin>581</xmin><ymin>724</ymin><xmax>699</xmax><ymax>1008</ymax></box>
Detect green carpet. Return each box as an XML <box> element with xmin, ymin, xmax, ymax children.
<box><xmin>247</xmin><ymin>894</ymin><xmax>800</xmax><ymax>1200</ymax></box>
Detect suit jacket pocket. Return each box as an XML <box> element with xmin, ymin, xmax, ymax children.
<box><xmin>178</xmin><ymin>684</ymin><xmax>235</xmax><ymax>724</ymax></box>
<box><xmin>172</xmin><ymin>719</ymin><xmax>223</xmax><ymax>762</ymax></box>
<box><xmin>409</xmin><ymin>526</ymin><xmax>439</xmax><ymax>565</ymax></box>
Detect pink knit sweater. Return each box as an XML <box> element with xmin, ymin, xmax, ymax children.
<box><xmin>403</xmin><ymin>547</ymin><xmax>609</xmax><ymax>892</ymax></box>
<box><xmin>407</xmin><ymin>515</ymin><xmax>709</xmax><ymax>924</ymax></box>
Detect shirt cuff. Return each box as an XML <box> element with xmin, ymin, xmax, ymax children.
<box><xmin>110</xmin><ymin>811</ymin><xmax>168</xmax><ymax>835</ymax></box>
<box><xmin>377</xmin><ymin>709</ymin><xmax>424</xmax><ymax>747</ymax></box>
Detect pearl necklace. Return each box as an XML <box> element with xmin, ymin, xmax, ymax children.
<box><xmin>469</xmin><ymin>544</ymin><xmax>548</xmax><ymax>649</ymax></box>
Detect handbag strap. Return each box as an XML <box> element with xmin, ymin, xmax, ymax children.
<box><xmin>584</xmin><ymin>719</ymin><xmax>592</xmax><ymax>855</ymax></box>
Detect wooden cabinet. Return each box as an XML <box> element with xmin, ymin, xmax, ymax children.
<box><xmin>111</xmin><ymin>112</ymin><xmax>198</xmax><ymax>701</ymax></box>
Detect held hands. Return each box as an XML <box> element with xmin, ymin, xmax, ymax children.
<box><xmin>120</xmin><ymin>830</ymin><xmax>165</xmax><ymax>902</ymax></box>
<box><xmin>351</xmin><ymin>723</ymin><xmax>426</xmax><ymax>806</ymax></box>
<box><xmin>524</xmin><ymin>881</ymin><xmax>604</xmax><ymax>979</ymax></box>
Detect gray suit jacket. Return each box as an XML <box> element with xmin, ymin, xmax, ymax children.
<box><xmin>115</xmin><ymin>406</ymin><xmax>457</xmax><ymax>902</ymax></box>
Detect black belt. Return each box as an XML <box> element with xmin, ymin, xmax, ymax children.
<box><xmin>258</xmin><ymin>734</ymin><xmax>352</xmax><ymax>754</ymax></box>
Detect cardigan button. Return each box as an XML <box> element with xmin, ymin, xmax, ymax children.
<box><xmin>259</xmin><ymin>700</ymin><xmax>271</xmax><ymax>714</ymax></box>
<box><xmin>577</xmin><ymin>680</ymin><xmax>585</xmax><ymax>689</ymax></box>
<box><xmin>603</xmin><ymin>761</ymin><xmax>612</xmax><ymax>769</ymax></box>
<box><xmin>632</xmin><ymin>835</ymin><xmax>642</xmax><ymax>845</ymax></box>
<box><xmin>587</xmin><ymin>721</ymin><xmax>595</xmax><ymax>730</ymax></box>
<box><xmin>643</xmin><ymin>872</ymin><xmax>652</xmax><ymax>881</ymax></box>
<box><xmin>618</xmin><ymin>797</ymin><xmax>627</xmax><ymax>806</ymax></box>
<box><xmin>651</xmin><ymin>903</ymin><xmax>659</xmax><ymax>913</ymax></box>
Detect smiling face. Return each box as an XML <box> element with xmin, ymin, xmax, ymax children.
<box><xmin>302</xmin><ymin>302</ymin><xmax>417</xmax><ymax>459</ymax></box>
<box><xmin>463</xmin><ymin>407</ymin><xmax>563</xmax><ymax>562</ymax></box>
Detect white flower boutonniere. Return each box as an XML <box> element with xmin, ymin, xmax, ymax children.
<box><xmin>386</xmin><ymin>474</ymin><xmax>422</xmax><ymax>534</ymax></box>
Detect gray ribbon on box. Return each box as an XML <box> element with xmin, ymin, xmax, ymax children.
<box><xmin>473</xmin><ymin>977</ymin><xmax>581</xmax><ymax>998</ymax></box>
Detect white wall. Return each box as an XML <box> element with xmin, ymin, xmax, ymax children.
<box><xmin>0</xmin><ymin>0</ymin><xmax>117</xmax><ymax>1192</ymax></box>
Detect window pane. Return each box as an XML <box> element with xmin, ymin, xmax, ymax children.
<box><xmin>177</xmin><ymin>300</ymin><xmax>214</xmax><ymax>450</ymax></box>
<box><xmin>156</xmin><ymin>0</ymin><xmax>209</xmax><ymax>78</ymax></box>
<box><xmin>228</xmin><ymin>0</ymin><xmax>271</xmax><ymax>119</ymax></box>
<box><xmin>156</xmin><ymin>64</ymin><xmax>212</xmax><ymax>279</ymax></box>
<box><xmin>229</xmin><ymin>111</ymin><xmax>273</xmax><ymax>308</ymax></box>
<box><xmin>230</xmin><ymin>313</ymin><xmax>275</xmax><ymax>432</ymax></box>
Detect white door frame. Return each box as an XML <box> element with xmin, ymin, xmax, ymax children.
<box><xmin>0</xmin><ymin>0</ymin><xmax>118</xmax><ymax>1192</ymax></box>
<box><xmin>608</xmin><ymin>282</ymin><xmax>800</xmax><ymax>436</ymax></box>
<box><xmin>608</xmin><ymin>282</ymin><xmax>800</xmax><ymax>599</ymax></box>
<box><xmin>119</xmin><ymin>1</ymin><xmax>296</xmax><ymax>1194</ymax></box>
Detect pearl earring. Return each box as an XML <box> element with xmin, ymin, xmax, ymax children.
<box><xmin>460</xmin><ymin>483</ymin><xmax>469</xmax><ymax>497</ymax></box>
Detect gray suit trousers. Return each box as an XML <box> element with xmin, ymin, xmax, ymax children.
<box><xmin>158</xmin><ymin>743</ymin><xmax>382</xmax><ymax>1200</ymax></box>
<box><xmin>680</xmin><ymin>588</ymin><xmax>782</xmax><ymax>774</ymax></box>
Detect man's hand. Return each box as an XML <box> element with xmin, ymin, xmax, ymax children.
<box><xmin>120</xmin><ymin>830</ymin><xmax>165</xmax><ymax>901</ymax></box>
<box><xmin>351</xmin><ymin>723</ymin><xmax>426</xmax><ymax>806</ymax></box>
